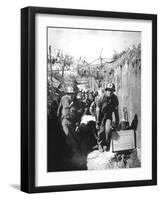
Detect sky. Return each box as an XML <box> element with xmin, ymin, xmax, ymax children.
<box><xmin>48</xmin><ymin>27</ymin><xmax>141</xmax><ymax>62</ymax></box>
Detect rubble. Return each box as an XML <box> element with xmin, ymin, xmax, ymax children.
<box><xmin>87</xmin><ymin>147</ymin><xmax>141</xmax><ymax>170</ymax></box>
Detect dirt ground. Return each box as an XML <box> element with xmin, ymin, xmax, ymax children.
<box><xmin>64</xmin><ymin>145</ymin><xmax>141</xmax><ymax>171</ymax></box>
<box><xmin>87</xmin><ymin>148</ymin><xmax>141</xmax><ymax>170</ymax></box>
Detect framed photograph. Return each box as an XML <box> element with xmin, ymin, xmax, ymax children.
<box><xmin>21</xmin><ymin>6</ymin><xmax>157</xmax><ymax>193</ymax></box>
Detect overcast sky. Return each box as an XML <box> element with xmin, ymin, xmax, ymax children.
<box><xmin>48</xmin><ymin>27</ymin><xmax>141</xmax><ymax>62</ymax></box>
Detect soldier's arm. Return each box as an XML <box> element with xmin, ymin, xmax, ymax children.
<box><xmin>114</xmin><ymin>106</ymin><xmax>119</xmax><ymax>126</ymax></box>
<box><xmin>89</xmin><ymin>101</ymin><xmax>95</xmax><ymax>116</ymax></box>
<box><xmin>96</xmin><ymin>106</ymin><xmax>102</xmax><ymax>126</ymax></box>
<box><xmin>89</xmin><ymin>102</ymin><xmax>93</xmax><ymax>115</ymax></box>
<box><xmin>57</xmin><ymin>98</ymin><xmax>63</xmax><ymax>118</ymax></box>
<box><xmin>113</xmin><ymin>95</ymin><xmax>119</xmax><ymax>126</ymax></box>
<box><xmin>95</xmin><ymin>96</ymin><xmax>102</xmax><ymax>125</ymax></box>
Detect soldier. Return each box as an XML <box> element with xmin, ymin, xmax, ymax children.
<box><xmin>83</xmin><ymin>90</ymin><xmax>94</xmax><ymax>115</ymax></box>
<box><xmin>96</xmin><ymin>83</ymin><xmax>119</xmax><ymax>152</ymax></box>
<box><xmin>57</xmin><ymin>86</ymin><xmax>83</xmax><ymax>153</ymax></box>
<box><xmin>89</xmin><ymin>91</ymin><xmax>99</xmax><ymax>117</ymax></box>
<box><xmin>81</xmin><ymin>90</ymin><xmax>86</xmax><ymax>100</ymax></box>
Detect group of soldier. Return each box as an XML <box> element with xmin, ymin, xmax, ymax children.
<box><xmin>57</xmin><ymin>83</ymin><xmax>119</xmax><ymax>154</ymax></box>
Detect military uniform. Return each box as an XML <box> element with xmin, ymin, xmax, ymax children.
<box><xmin>89</xmin><ymin>95</ymin><xmax>100</xmax><ymax>116</ymax></box>
<box><xmin>96</xmin><ymin>93</ymin><xmax>119</xmax><ymax>151</ymax></box>
<box><xmin>82</xmin><ymin>98</ymin><xmax>93</xmax><ymax>115</ymax></box>
<box><xmin>57</xmin><ymin>95</ymin><xmax>83</xmax><ymax>152</ymax></box>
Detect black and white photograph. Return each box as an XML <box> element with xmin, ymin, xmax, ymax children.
<box><xmin>20</xmin><ymin>6</ymin><xmax>157</xmax><ymax>193</ymax></box>
<box><xmin>47</xmin><ymin>27</ymin><xmax>141</xmax><ymax>172</ymax></box>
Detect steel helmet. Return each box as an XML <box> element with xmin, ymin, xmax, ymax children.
<box><xmin>66</xmin><ymin>86</ymin><xmax>74</xmax><ymax>94</ymax></box>
<box><xmin>105</xmin><ymin>83</ymin><xmax>115</xmax><ymax>91</ymax></box>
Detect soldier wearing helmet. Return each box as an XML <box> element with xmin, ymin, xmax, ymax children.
<box><xmin>81</xmin><ymin>90</ymin><xmax>86</xmax><ymax>100</ymax></box>
<box><xmin>96</xmin><ymin>83</ymin><xmax>119</xmax><ymax>152</ymax></box>
<box><xmin>57</xmin><ymin>86</ymin><xmax>83</xmax><ymax>154</ymax></box>
<box><xmin>82</xmin><ymin>90</ymin><xmax>94</xmax><ymax>115</ymax></box>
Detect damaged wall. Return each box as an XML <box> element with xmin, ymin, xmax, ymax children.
<box><xmin>106</xmin><ymin>45</ymin><xmax>141</xmax><ymax>148</ymax></box>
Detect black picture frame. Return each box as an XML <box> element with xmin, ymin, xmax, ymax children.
<box><xmin>21</xmin><ymin>6</ymin><xmax>157</xmax><ymax>193</ymax></box>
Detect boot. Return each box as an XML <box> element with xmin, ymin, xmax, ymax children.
<box><xmin>103</xmin><ymin>146</ymin><xmax>107</xmax><ymax>152</ymax></box>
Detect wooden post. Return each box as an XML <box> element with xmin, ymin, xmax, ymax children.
<box><xmin>61</xmin><ymin>60</ymin><xmax>65</xmax><ymax>84</ymax></box>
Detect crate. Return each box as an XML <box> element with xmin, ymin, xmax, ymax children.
<box><xmin>112</xmin><ymin>129</ymin><xmax>136</xmax><ymax>152</ymax></box>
